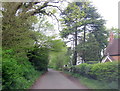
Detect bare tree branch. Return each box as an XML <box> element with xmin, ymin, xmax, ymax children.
<box><xmin>47</xmin><ymin>5</ymin><xmax>63</xmax><ymax>13</ymax></box>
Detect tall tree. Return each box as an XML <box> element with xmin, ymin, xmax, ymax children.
<box><xmin>60</xmin><ymin>1</ymin><xmax>108</xmax><ymax>64</ymax></box>
<box><xmin>76</xmin><ymin>1</ymin><xmax>108</xmax><ymax>62</ymax></box>
<box><xmin>60</xmin><ymin>2</ymin><xmax>85</xmax><ymax>65</ymax></box>
<box><xmin>2</xmin><ymin>1</ymin><xmax>63</xmax><ymax>49</ymax></box>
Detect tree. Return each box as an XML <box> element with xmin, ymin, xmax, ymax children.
<box><xmin>107</xmin><ymin>27</ymin><xmax>120</xmax><ymax>38</ymax></box>
<box><xmin>75</xmin><ymin>1</ymin><xmax>108</xmax><ymax>62</ymax></box>
<box><xmin>60</xmin><ymin>2</ymin><xmax>85</xmax><ymax>65</ymax></box>
<box><xmin>60</xmin><ymin>1</ymin><xmax>108</xmax><ymax>64</ymax></box>
<box><xmin>2</xmin><ymin>1</ymin><xmax>64</xmax><ymax>72</ymax></box>
<box><xmin>2</xmin><ymin>1</ymin><xmax>71</xmax><ymax>89</ymax></box>
<box><xmin>1</xmin><ymin>1</ymin><xmax>64</xmax><ymax>59</ymax></box>
<box><xmin>27</xmin><ymin>46</ymin><xmax>49</xmax><ymax>71</ymax></box>
<box><xmin>48</xmin><ymin>39</ymin><xmax>69</xmax><ymax>70</ymax></box>
<box><xmin>2</xmin><ymin>1</ymin><xmax>64</xmax><ymax>49</ymax></box>
<box><xmin>77</xmin><ymin>34</ymin><xmax>101</xmax><ymax>62</ymax></box>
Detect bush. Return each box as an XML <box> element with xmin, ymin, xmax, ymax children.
<box><xmin>75</xmin><ymin>63</ymin><xmax>88</xmax><ymax>75</ymax></box>
<box><xmin>86</xmin><ymin>61</ymin><xmax>99</xmax><ymax>64</ymax></box>
<box><xmin>2</xmin><ymin>49</ymin><xmax>41</xmax><ymax>89</ymax></box>
<box><xmin>90</xmin><ymin>62</ymin><xmax>118</xmax><ymax>82</ymax></box>
<box><xmin>63</xmin><ymin>67</ymin><xmax>71</xmax><ymax>72</ymax></box>
<box><xmin>27</xmin><ymin>47</ymin><xmax>49</xmax><ymax>71</ymax></box>
<box><xmin>63</xmin><ymin>62</ymin><xmax>119</xmax><ymax>82</ymax></box>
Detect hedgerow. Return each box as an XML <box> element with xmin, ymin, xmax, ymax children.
<box><xmin>63</xmin><ymin>62</ymin><xmax>119</xmax><ymax>82</ymax></box>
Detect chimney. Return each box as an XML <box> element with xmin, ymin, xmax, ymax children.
<box><xmin>109</xmin><ymin>32</ymin><xmax>114</xmax><ymax>43</ymax></box>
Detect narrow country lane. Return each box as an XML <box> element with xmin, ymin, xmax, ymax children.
<box><xmin>30</xmin><ymin>69</ymin><xmax>89</xmax><ymax>89</ymax></box>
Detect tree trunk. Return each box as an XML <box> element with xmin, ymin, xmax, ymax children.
<box><xmin>82</xmin><ymin>24</ymin><xmax>86</xmax><ymax>63</ymax></box>
<box><xmin>73</xmin><ymin>30</ymin><xmax>77</xmax><ymax>65</ymax></box>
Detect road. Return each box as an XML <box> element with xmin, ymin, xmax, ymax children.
<box><xmin>30</xmin><ymin>69</ymin><xmax>89</xmax><ymax>89</ymax></box>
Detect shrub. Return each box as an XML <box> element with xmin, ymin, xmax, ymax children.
<box><xmin>27</xmin><ymin>47</ymin><xmax>49</xmax><ymax>71</ymax></box>
<box><xmin>75</xmin><ymin>63</ymin><xmax>88</xmax><ymax>75</ymax></box>
<box><xmin>63</xmin><ymin>67</ymin><xmax>71</xmax><ymax>72</ymax></box>
<box><xmin>64</xmin><ymin>62</ymin><xmax>119</xmax><ymax>82</ymax></box>
<box><xmin>2</xmin><ymin>49</ymin><xmax>41</xmax><ymax>89</ymax></box>
<box><xmin>84</xmin><ymin>64</ymin><xmax>93</xmax><ymax>78</ymax></box>
<box><xmin>86</xmin><ymin>61</ymin><xmax>99</xmax><ymax>64</ymax></box>
<box><xmin>90</xmin><ymin>62</ymin><xmax>118</xmax><ymax>82</ymax></box>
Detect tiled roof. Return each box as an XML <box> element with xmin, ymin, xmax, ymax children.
<box><xmin>104</xmin><ymin>38</ymin><xmax>120</xmax><ymax>56</ymax></box>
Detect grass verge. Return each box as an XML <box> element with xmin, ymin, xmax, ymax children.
<box><xmin>64</xmin><ymin>71</ymin><xmax>118</xmax><ymax>90</ymax></box>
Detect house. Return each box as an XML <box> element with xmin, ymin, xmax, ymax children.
<box><xmin>101</xmin><ymin>32</ymin><xmax>120</xmax><ymax>63</ymax></box>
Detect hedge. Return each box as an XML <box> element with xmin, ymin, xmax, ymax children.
<box><xmin>63</xmin><ymin>62</ymin><xmax>119</xmax><ymax>82</ymax></box>
<box><xmin>2</xmin><ymin>49</ymin><xmax>43</xmax><ymax>89</ymax></box>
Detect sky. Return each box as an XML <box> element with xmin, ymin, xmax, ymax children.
<box><xmin>91</xmin><ymin>0</ymin><xmax>119</xmax><ymax>29</ymax></box>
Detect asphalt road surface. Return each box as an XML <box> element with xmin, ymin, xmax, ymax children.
<box><xmin>31</xmin><ymin>69</ymin><xmax>89</xmax><ymax>89</ymax></box>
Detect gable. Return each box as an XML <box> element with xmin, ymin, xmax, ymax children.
<box><xmin>101</xmin><ymin>56</ymin><xmax>113</xmax><ymax>63</ymax></box>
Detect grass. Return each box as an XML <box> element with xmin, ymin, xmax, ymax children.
<box><xmin>64</xmin><ymin>71</ymin><xmax>118</xmax><ymax>90</ymax></box>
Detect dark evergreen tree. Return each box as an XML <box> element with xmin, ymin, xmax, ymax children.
<box><xmin>60</xmin><ymin>1</ymin><xmax>108</xmax><ymax>64</ymax></box>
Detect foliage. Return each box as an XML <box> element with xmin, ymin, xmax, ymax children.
<box><xmin>2</xmin><ymin>1</ymin><xmax>116</xmax><ymax>90</ymax></box>
<box><xmin>64</xmin><ymin>71</ymin><xmax>118</xmax><ymax>89</ymax></box>
<box><xmin>2</xmin><ymin>2</ymin><xmax>61</xmax><ymax>50</ymax></box>
<box><xmin>0</xmin><ymin>48</ymin><xmax>1</xmax><ymax>90</ymax></box>
<box><xmin>1</xmin><ymin>1</ymin><xmax>69</xmax><ymax>90</ymax></box>
<box><xmin>85</xmin><ymin>61</ymin><xmax>99</xmax><ymax>64</ymax></box>
<box><xmin>2</xmin><ymin>12</ymin><xmax>38</xmax><ymax>49</ymax></box>
<box><xmin>60</xmin><ymin>2</ymin><xmax>85</xmax><ymax>65</ymax></box>
<box><xmin>64</xmin><ymin>62</ymin><xmax>119</xmax><ymax>82</ymax></box>
<box><xmin>2</xmin><ymin>49</ymin><xmax>42</xmax><ymax>89</ymax></box>
<box><xmin>27</xmin><ymin>47</ymin><xmax>49</xmax><ymax>71</ymax></box>
<box><xmin>77</xmin><ymin>34</ymin><xmax>101</xmax><ymax>62</ymax></box>
<box><xmin>60</xmin><ymin>1</ymin><xmax>108</xmax><ymax>64</ymax></box>
<box><xmin>107</xmin><ymin>27</ymin><xmax>120</xmax><ymax>38</ymax></box>
<box><xmin>60</xmin><ymin>2</ymin><xmax>85</xmax><ymax>38</ymax></box>
<box><xmin>48</xmin><ymin>39</ymin><xmax>70</xmax><ymax>70</ymax></box>
<box><xmin>89</xmin><ymin>62</ymin><xmax>119</xmax><ymax>82</ymax></box>
<box><xmin>2</xmin><ymin>2</ymin><xmax>62</xmax><ymax>20</ymax></box>
<box><xmin>63</xmin><ymin>62</ymin><xmax>119</xmax><ymax>89</ymax></box>
<box><xmin>49</xmin><ymin>51</ymin><xmax>69</xmax><ymax>70</ymax></box>
<box><xmin>49</xmin><ymin>39</ymin><xmax>66</xmax><ymax>52</ymax></box>
<box><xmin>34</xmin><ymin>16</ymin><xmax>54</xmax><ymax>34</ymax></box>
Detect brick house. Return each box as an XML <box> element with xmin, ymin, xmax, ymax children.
<box><xmin>101</xmin><ymin>33</ymin><xmax>120</xmax><ymax>63</ymax></box>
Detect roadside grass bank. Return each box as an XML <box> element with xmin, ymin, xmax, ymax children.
<box><xmin>64</xmin><ymin>71</ymin><xmax>118</xmax><ymax>90</ymax></box>
<box><xmin>63</xmin><ymin>62</ymin><xmax>119</xmax><ymax>90</ymax></box>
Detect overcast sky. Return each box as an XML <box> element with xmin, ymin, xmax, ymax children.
<box><xmin>91</xmin><ymin>0</ymin><xmax>119</xmax><ymax>29</ymax></box>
